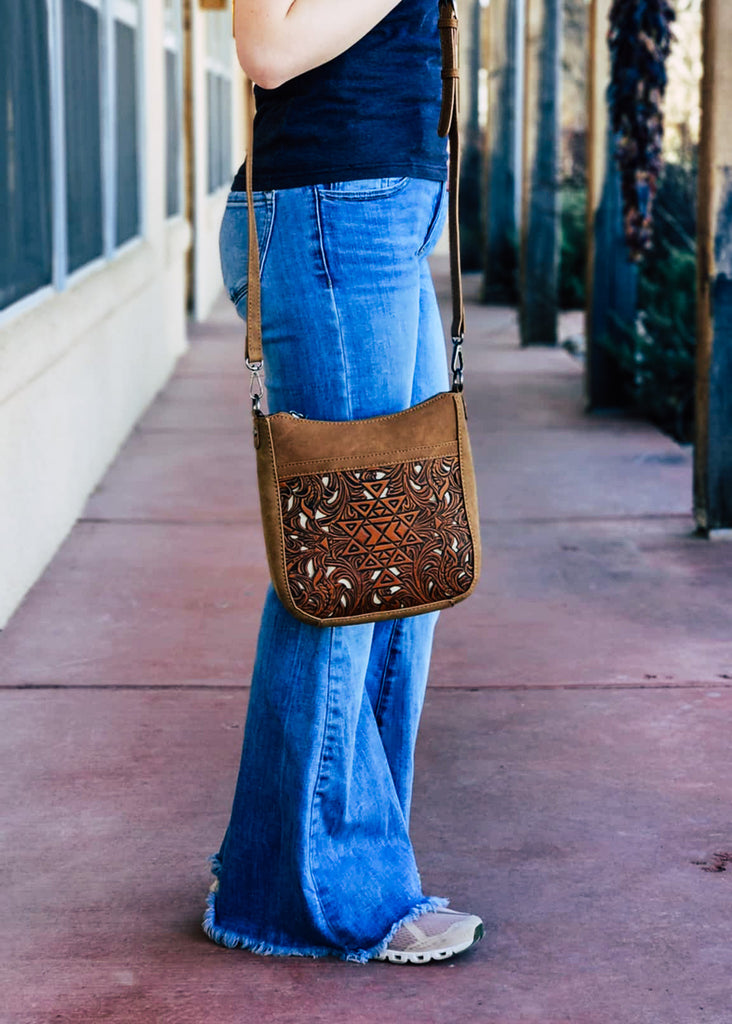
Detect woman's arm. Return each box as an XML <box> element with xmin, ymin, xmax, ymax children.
<box><xmin>233</xmin><ymin>0</ymin><xmax>401</xmax><ymax>90</ymax></box>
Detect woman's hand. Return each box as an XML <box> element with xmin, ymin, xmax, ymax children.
<box><xmin>233</xmin><ymin>0</ymin><xmax>402</xmax><ymax>89</ymax></box>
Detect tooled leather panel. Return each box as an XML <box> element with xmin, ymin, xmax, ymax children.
<box><xmin>278</xmin><ymin>456</ymin><xmax>475</xmax><ymax>619</ymax></box>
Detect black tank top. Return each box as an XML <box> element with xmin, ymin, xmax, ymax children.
<box><xmin>232</xmin><ymin>0</ymin><xmax>447</xmax><ymax>191</ymax></box>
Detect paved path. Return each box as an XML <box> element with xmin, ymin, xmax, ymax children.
<box><xmin>2</xmin><ymin>263</ymin><xmax>732</xmax><ymax>1023</ymax></box>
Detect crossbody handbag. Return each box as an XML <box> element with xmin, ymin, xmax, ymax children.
<box><xmin>242</xmin><ymin>0</ymin><xmax>480</xmax><ymax>627</ymax></box>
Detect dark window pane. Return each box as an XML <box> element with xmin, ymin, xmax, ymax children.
<box><xmin>64</xmin><ymin>0</ymin><xmax>103</xmax><ymax>273</ymax></box>
<box><xmin>0</xmin><ymin>0</ymin><xmax>52</xmax><ymax>310</ymax></box>
<box><xmin>165</xmin><ymin>49</ymin><xmax>181</xmax><ymax>217</ymax></box>
<box><xmin>115</xmin><ymin>20</ymin><xmax>139</xmax><ymax>245</ymax></box>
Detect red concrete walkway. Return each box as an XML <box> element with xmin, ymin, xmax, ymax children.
<box><xmin>2</xmin><ymin>263</ymin><xmax>732</xmax><ymax>1023</ymax></box>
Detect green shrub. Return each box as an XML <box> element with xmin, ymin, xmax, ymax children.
<box><xmin>559</xmin><ymin>183</ymin><xmax>587</xmax><ymax>309</ymax></box>
<box><xmin>603</xmin><ymin>159</ymin><xmax>697</xmax><ymax>442</ymax></box>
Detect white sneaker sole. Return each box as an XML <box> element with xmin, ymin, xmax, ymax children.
<box><xmin>375</xmin><ymin>921</ymin><xmax>484</xmax><ymax>965</ymax></box>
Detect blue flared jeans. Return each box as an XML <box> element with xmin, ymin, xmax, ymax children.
<box><xmin>205</xmin><ymin>176</ymin><xmax>449</xmax><ymax>961</ymax></box>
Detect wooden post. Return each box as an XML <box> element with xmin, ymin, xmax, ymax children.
<box><xmin>519</xmin><ymin>0</ymin><xmax>562</xmax><ymax>345</ymax></box>
<box><xmin>483</xmin><ymin>0</ymin><xmax>523</xmax><ymax>302</ymax></box>
<box><xmin>695</xmin><ymin>0</ymin><xmax>732</xmax><ymax>531</ymax></box>
<box><xmin>584</xmin><ymin>0</ymin><xmax>637</xmax><ymax>408</ymax></box>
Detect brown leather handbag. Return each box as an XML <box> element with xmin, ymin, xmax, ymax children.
<box><xmin>243</xmin><ymin>1</ymin><xmax>480</xmax><ymax>627</ymax></box>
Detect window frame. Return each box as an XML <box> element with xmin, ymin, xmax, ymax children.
<box><xmin>110</xmin><ymin>0</ymin><xmax>144</xmax><ymax>248</ymax></box>
<box><xmin>164</xmin><ymin>0</ymin><xmax>185</xmax><ymax>219</ymax></box>
<box><xmin>204</xmin><ymin>6</ymin><xmax>234</xmax><ymax>195</ymax></box>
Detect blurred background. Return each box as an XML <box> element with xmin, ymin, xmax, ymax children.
<box><xmin>0</xmin><ymin>0</ymin><xmax>722</xmax><ymax>631</ymax></box>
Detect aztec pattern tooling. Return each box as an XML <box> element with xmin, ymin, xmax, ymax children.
<box><xmin>279</xmin><ymin>455</ymin><xmax>475</xmax><ymax>620</ymax></box>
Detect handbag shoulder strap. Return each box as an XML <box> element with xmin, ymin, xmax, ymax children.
<box><xmin>438</xmin><ymin>0</ymin><xmax>465</xmax><ymax>367</ymax></box>
<box><xmin>244</xmin><ymin>0</ymin><xmax>465</xmax><ymax>393</ymax></box>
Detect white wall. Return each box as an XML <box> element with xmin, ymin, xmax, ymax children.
<box><xmin>0</xmin><ymin>228</ymin><xmax>189</xmax><ymax>627</ymax></box>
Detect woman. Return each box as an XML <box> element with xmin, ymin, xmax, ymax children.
<box><xmin>203</xmin><ymin>0</ymin><xmax>483</xmax><ymax>964</ymax></box>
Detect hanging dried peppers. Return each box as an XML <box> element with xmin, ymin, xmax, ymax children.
<box><xmin>608</xmin><ymin>0</ymin><xmax>676</xmax><ymax>261</ymax></box>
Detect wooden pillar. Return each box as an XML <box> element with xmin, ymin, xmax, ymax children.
<box><xmin>584</xmin><ymin>0</ymin><xmax>637</xmax><ymax>408</ymax></box>
<box><xmin>695</xmin><ymin>0</ymin><xmax>732</xmax><ymax>531</ymax></box>
<box><xmin>519</xmin><ymin>0</ymin><xmax>562</xmax><ymax>345</ymax></box>
<box><xmin>483</xmin><ymin>0</ymin><xmax>523</xmax><ymax>302</ymax></box>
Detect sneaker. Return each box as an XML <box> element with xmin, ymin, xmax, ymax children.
<box><xmin>375</xmin><ymin>908</ymin><xmax>484</xmax><ymax>965</ymax></box>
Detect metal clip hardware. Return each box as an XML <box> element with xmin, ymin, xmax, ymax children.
<box><xmin>451</xmin><ymin>334</ymin><xmax>465</xmax><ymax>392</ymax></box>
<box><xmin>246</xmin><ymin>358</ymin><xmax>264</xmax><ymax>412</ymax></box>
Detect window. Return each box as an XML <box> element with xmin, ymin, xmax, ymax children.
<box><xmin>0</xmin><ymin>0</ymin><xmax>142</xmax><ymax>315</ymax></box>
<box><xmin>0</xmin><ymin>0</ymin><xmax>53</xmax><ymax>310</ymax></box>
<box><xmin>164</xmin><ymin>0</ymin><xmax>184</xmax><ymax>217</ymax></box>
<box><xmin>64</xmin><ymin>0</ymin><xmax>104</xmax><ymax>272</ymax></box>
<box><xmin>205</xmin><ymin>8</ymin><xmax>233</xmax><ymax>194</ymax></box>
<box><xmin>114</xmin><ymin>0</ymin><xmax>141</xmax><ymax>245</ymax></box>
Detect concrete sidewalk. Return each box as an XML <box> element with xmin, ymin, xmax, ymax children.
<box><xmin>2</xmin><ymin>262</ymin><xmax>732</xmax><ymax>1024</ymax></box>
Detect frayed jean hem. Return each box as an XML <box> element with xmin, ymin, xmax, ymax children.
<box><xmin>202</xmin><ymin>857</ymin><xmax>449</xmax><ymax>963</ymax></box>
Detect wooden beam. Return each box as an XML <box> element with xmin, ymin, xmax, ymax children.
<box><xmin>584</xmin><ymin>0</ymin><xmax>637</xmax><ymax>408</ymax></box>
<box><xmin>695</xmin><ymin>0</ymin><xmax>732</xmax><ymax>530</ymax></box>
<box><xmin>519</xmin><ymin>0</ymin><xmax>562</xmax><ymax>345</ymax></box>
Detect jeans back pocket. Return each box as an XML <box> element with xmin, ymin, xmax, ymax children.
<box><xmin>317</xmin><ymin>177</ymin><xmax>409</xmax><ymax>201</ymax></box>
<box><xmin>219</xmin><ymin>190</ymin><xmax>276</xmax><ymax>309</ymax></box>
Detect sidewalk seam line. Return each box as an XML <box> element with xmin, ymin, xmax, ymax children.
<box><xmin>2</xmin><ymin>682</ymin><xmax>730</xmax><ymax>693</ymax></box>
